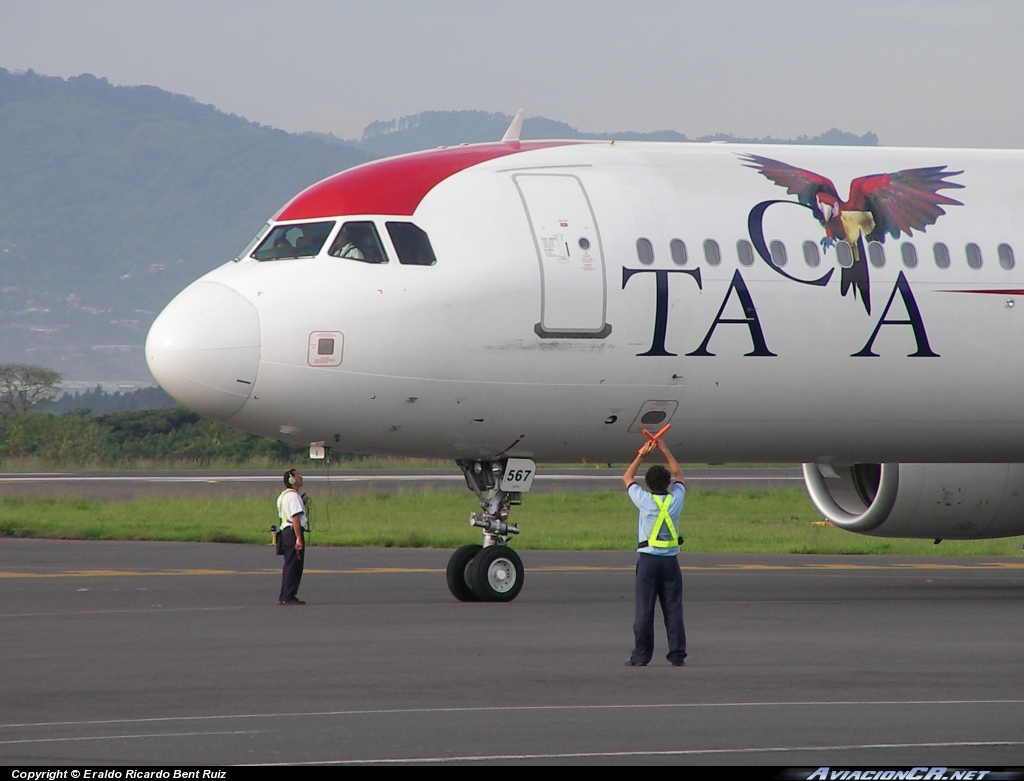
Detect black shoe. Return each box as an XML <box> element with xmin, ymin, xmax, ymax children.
<box><xmin>625</xmin><ymin>661</ymin><xmax>647</xmax><ymax>667</ymax></box>
<box><xmin>279</xmin><ymin>597</ymin><xmax>306</xmax><ymax>605</ymax></box>
<box><xmin>671</xmin><ymin>661</ymin><xmax>686</xmax><ymax>667</ymax></box>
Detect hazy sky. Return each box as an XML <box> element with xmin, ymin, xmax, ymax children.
<box><xmin>4</xmin><ymin>0</ymin><xmax>1022</xmax><ymax>148</ymax></box>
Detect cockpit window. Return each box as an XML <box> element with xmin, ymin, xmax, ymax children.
<box><xmin>328</xmin><ymin>221</ymin><xmax>388</xmax><ymax>264</ymax></box>
<box><xmin>386</xmin><ymin>222</ymin><xmax>437</xmax><ymax>266</ymax></box>
<box><xmin>236</xmin><ymin>222</ymin><xmax>271</xmax><ymax>261</ymax></box>
<box><xmin>252</xmin><ymin>221</ymin><xmax>335</xmax><ymax>260</ymax></box>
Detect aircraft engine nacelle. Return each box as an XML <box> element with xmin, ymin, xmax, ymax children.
<box><xmin>802</xmin><ymin>463</ymin><xmax>1024</xmax><ymax>540</ymax></box>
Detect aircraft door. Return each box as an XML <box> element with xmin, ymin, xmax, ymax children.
<box><xmin>513</xmin><ymin>174</ymin><xmax>611</xmax><ymax>338</ymax></box>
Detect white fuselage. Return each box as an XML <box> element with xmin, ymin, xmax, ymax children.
<box><xmin>147</xmin><ymin>141</ymin><xmax>1024</xmax><ymax>465</ymax></box>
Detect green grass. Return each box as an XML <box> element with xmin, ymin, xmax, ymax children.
<box><xmin>0</xmin><ymin>455</ymin><xmax>452</xmax><ymax>472</ymax></box>
<box><xmin>1</xmin><ymin>489</ymin><xmax>1022</xmax><ymax>555</ymax></box>
<box><xmin>0</xmin><ymin>455</ymin><xmax>791</xmax><ymax>472</ymax></box>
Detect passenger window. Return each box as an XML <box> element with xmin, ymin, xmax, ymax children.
<box><xmin>736</xmin><ymin>239</ymin><xmax>754</xmax><ymax>267</ymax></box>
<box><xmin>252</xmin><ymin>221</ymin><xmax>335</xmax><ymax>260</ymax></box>
<box><xmin>703</xmin><ymin>239</ymin><xmax>721</xmax><ymax>266</ymax></box>
<box><xmin>802</xmin><ymin>241</ymin><xmax>821</xmax><ymax>268</ymax></box>
<box><xmin>636</xmin><ymin>238</ymin><xmax>655</xmax><ymax>265</ymax></box>
<box><xmin>798</xmin><ymin>241</ymin><xmax>823</xmax><ymax>268</ymax></box>
<box><xmin>933</xmin><ymin>243</ymin><xmax>951</xmax><ymax>269</ymax></box>
<box><xmin>769</xmin><ymin>240</ymin><xmax>788</xmax><ymax>267</ymax></box>
<box><xmin>670</xmin><ymin>239</ymin><xmax>688</xmax><ymax>266</ymax></box>
<box><xmin>329</xmin><ymin>221</ymin><xmax>388</xmax><ymax>264</ymax></box>
<box><xmin>868</xmin><ymin>241</ymin><xmax>885</xmax><ymax>268</ymax></box>
<box><xmin>901</xmin><ymin>242</ymin><xmax>918</xmax><ymax>269</ymax></box>
<box><xmin>965</xmin><ymin>243</ymin><xmax>983</xmax><ymax>269</ymax></box>
<box><xmin>836</xmin><ymin>241</ymin><xmax>855</xmax><ymax>268</ymax></box>
<box><xmin>998</xmin><ymin>243</ymin><xmax>1016</xmax><ymax>270</ymax></box>
<box><xmin>386</xmin><ymin>222</ymin><xmax>437</xmax><ymax>266</ymax></box>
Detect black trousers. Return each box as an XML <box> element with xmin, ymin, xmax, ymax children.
<box><xmin>630</xmin><ymin>553</ymin><xmax>686</xmax><ymax>665</ymax></box>
<box><xmin>279</xmin><ymin>526</ymin><xmax>304</xmax><ymax>602</ymax></box>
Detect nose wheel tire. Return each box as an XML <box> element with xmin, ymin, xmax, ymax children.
<box><xmin>446</xmin><ymin>544</ymin><xmax>483</xmax><ymax>602</ymax></box>
<box><xmin>469</xmin><ymin>545</ymin><xmax>524</xmax><ymax>602</ymax></box>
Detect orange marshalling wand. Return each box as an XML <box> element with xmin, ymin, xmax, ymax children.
<box><xmin>638</xmin><ymin>423</ymin><xmax>671</xmax><ymax>452</ymax></box>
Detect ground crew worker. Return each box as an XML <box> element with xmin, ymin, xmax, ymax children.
<box><xmin>622</xmin><ymin>437</ymin><xmax>687</xmax><ymax>666</ymax></box>
<box><xmin>277</xmin><ymin>469</ymin><xmax>308</xmax><ymax>605</ymax></box>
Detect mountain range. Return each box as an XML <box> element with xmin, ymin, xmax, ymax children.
<box><xmin>0</xmin><ymin>68</ymin><xmax>877</xmax><ymax>381</ymax></box>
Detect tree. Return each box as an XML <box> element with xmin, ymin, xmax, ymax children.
<box><xmin>0</xmin><ymin>364</ymin><xmax>63</xmax><ymax>417</ymax></box>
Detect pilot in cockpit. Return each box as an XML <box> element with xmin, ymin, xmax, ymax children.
<box><xmin>329</xmin><ymin>228</ymin><xmax>365</xmax><ymax>260</ymax></box>
<box><xmin>272</xmin><ymin>237</ymin><xmax>294</xmax><ymax>257</ymax></box>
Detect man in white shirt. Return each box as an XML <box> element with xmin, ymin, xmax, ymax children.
<box><xmin>329</xmin><ymin>228</ymin><xmax>365</xmax><ymax>260</ymax></box>
<box><xmin>277</xmin><ymin>469</ymin><xmax>309</xmax><ymax>605</ymax></box>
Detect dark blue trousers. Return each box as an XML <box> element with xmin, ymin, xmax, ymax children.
<box><xmin>279</xmin><ymin>526</ymin><xmax>304</xmax><ymax>602</ymax></box>
<box><xmin>630</xmin><ymin>553</ymin><xmax>687</xmax><ymax>666</ymax></box>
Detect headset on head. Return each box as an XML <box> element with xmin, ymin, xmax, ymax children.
<box><xmin>285</xmin><ymin>469</ymin><xmax>297</xmax><ymax>487</ymax></box>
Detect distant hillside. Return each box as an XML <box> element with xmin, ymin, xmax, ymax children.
<box><xmin>0</xmin><ymin>69</ymin><xmax>878</xmax><ymax>381</ymax></box>
<box><xmin>353</xmin><ymin>110</ymin><xmax>877</xmax><ymax>157</ymax></box>
<box><xmin>0</xmin><ymin>69</ymin><xmax>369</xmax><ymax>379</ymax></box>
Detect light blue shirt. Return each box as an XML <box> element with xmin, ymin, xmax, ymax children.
<box><xmin>627</xmin><ymin>482</ymin><xmax>685</xmax><ymax>556</ymax></box>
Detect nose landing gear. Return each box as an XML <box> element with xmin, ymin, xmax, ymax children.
<box><xmin>470</xmin><ymin>544</ymin><xmax>524</xmax><ymax>601</ymax></box>
<box><xmin>446</xmin><ymin>543</ymin><xmax>482</xmax><ymax>602</ymax></box>
<box><xmin>446</xmin><ymin>459</ymin><xmax>533</xmax><ymax>602</ymax></box>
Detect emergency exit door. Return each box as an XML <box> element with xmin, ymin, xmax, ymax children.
<box><xmin>513</xmin><ymin>173</ymin><xmax>611</xmax><ymax>338</ymax></box>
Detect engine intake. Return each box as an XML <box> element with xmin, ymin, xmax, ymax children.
<box><xmin>802</xmin><ymin>462</ymin><xmax>1024</xmax><ymax>539</ymax></box>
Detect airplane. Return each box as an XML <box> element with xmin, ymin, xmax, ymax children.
<box><xmin>146</xmin><ymin>114</ymin><xmax>1024</xmax><ymax>603</ymax></box>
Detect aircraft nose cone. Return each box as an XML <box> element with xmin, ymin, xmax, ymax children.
<box><xmin>146</xmin><ymin>281</ymin><xmax>260</xmax><ymax>420</ymax></box>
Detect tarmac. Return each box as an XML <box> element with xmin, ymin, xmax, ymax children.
<box><xmin>2</xmin><ymin>539</ymin><xmax>1024</xmax><ymax>766</ymax></box>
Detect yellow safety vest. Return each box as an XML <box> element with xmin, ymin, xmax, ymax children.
<box><xmin>646</xmin><ymin>494</ymin><xmax>681</xmax><ymax>549</ymax></box>
<box><xmin>277</xmin><ymin>488</ymin><xmax>298</xmax><ymax>524</ymax></box>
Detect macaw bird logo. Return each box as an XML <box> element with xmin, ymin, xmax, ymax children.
<box><xmin>740</xmin><ymin>154</ymin><xmax>964</xmax><ymax>314</ymax></box>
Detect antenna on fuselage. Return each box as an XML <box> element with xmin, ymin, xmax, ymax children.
<box><xmin>502</xmin><ymin>109</ymin><xmax>525</xmax><ymax>146</ymax></box>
